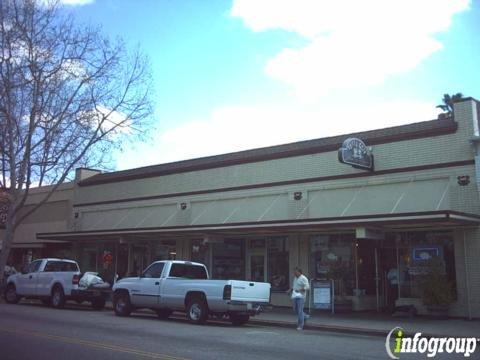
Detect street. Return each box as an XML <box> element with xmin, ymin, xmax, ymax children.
<box><xmin>0</xmin><ymin>301</ymin><xmax>389</xmax><ymax>360</ymax></box>
<box><xmin>0</xmin><ymin>302</ymin><xmax>473</xmax><ymax>360</ymax></box>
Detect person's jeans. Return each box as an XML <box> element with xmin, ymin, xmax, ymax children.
<box><xmin>293</xmin><ymin>297</ymin><xmax>306</xmax><ymax>329</ymax></box>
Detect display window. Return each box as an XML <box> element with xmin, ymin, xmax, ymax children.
<box><xmin>309</xmin><ymin>234</ymin><xmax>355</xmax><ymax>296</ymax></box>
<box><xmin>267</xmin><ymin>237</ymin><xmax>289</xmax><ymax>291</ymax></box>
<box><xmin>385</xmin><ymin>231</ymin><xmax>456</xmax><ymax>299</ymax></box>
<box><xmin>212</xmin><ymin>239</ymin><xmax>245</xmax><ymax>280</ymax></box>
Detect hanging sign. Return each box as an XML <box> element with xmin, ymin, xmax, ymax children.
<box><xmin>338</xmin><ymin>138</ymin><xmax>374</xmax><ymax>171</ymax></box>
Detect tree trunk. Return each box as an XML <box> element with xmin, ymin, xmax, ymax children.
<box><xmin>0</xmin><ymin>203</ymin><xmax>16</xmax><ymax>285</ymax></box>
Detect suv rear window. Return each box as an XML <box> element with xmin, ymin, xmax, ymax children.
<box><xmin>44</xmin><ymin>261</ymin><xmax>79</xmax><ymax>272</ymax></box>
<box><xmin>169</xmin><ymin>264</ymin><xmax>208</xmax><ymax>279</ymax></box>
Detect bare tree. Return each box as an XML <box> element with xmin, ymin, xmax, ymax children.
<box><xmin>0</xmin><ymin>0</ymin><xmax>153</xmax><ymax>283</ymax></box>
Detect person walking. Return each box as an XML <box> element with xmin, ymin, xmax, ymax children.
<box><xmin>287</xmin><ymin>267</ymin><xmax>310</xmax><ymax>330</ymax></box>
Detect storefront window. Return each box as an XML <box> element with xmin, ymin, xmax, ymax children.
<box><xmin>212</xmin><ymin>239</ymin><xmax>244</xmax><ymax>280</ymax></box>
<box><xmin>191</xmin><ymin>239</ymin><xmax>210</xmax><ymax>269</ymax></box>
<box><xmin>131</xmin><ymin>243</ymin><xmax>149</xmax><ymax>276</ymax></box>
<box><xmin>309</xmin><ymin>234</ymin><xmax>355</xmax><ymax>296</ymax></box>
<box><xmin>268</xmin><ymin>237</ymin><xmax>289</xmax><ymax>291</ymax></box>
<box><xmin>386</xmin><ymin>231</ymin><xmax>456</xmax><ymax>299</ymax></box>
<box><xmin>152</xmin><ymin>240</ymin><xmax>176</xmax><ymax>261</ymax></box>
<box><xmin>80</xmin><ymin>245</ymin><xmax>98</xmax><ymax>272</ymax></box>
<box><xmin>98</xmin><ymin>243</ymin><xmax>116</xmax><ymax>284</ymax></box>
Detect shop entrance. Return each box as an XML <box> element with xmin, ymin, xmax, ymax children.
<box><xmin>379</xmin><ymin>243</ymin><xmax>399</xmax><ymax>313</ymax></box>
<box><xmin>247</xmin><ymin>239</ymin><xmax>267</xmax><ymax>282</ymax></box>
<box><xmin>355</xmin><ymin>238</ymin><xmax>384</xmax><ymax>312</ymax></box>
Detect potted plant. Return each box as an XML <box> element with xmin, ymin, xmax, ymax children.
<box><xmin>419</xmin><ymin>258</ymin><xmax>454</xmax><ymax>319</ymax></box>
<box><xmin>327</xmin><ymin>260</ymin><xmax>352</xmax><ymax>313</ymax></box>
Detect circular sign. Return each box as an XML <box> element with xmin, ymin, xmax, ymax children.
<box><xmin>102</xmin><ymin>252</ymin><xmax>113</xmax><ymax>265</ymax></box>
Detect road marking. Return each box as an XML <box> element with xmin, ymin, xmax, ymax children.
<box><xmin>245</xmin><ymin>331</ymin><xmax>279</xmax><ymax>336</ymax></box>
<box><xmin>0</xmin><ymin>328</ymin><xmax>188</xmax><ymax>360</ymax></box>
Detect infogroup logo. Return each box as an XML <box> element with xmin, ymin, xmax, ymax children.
<box><xmin>385</xmin><ymin>327</ymin><xmax>478</xmax><ymax>359</ymax></box>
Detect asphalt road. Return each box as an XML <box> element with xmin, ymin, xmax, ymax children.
<box><xmin>0</xmin><ymin>301</ymin><xmax>474</xmax><ymax>360</ymax></box>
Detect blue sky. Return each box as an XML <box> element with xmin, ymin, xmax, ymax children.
<box><xmin>64</xmin><ymin>0</ymin><xmax>480</xmax><ymax>170</ymax></box>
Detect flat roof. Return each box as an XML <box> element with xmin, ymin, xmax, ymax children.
<box><xmin>79</xmin><ymin>117</ymin><xmax>457</xmax><ymax>187</ymax></box>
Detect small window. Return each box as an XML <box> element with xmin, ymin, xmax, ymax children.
<box><xmin>60</xmin><ymin>262</ymin><xmax>79</xmax><ymax>272</ymax></box>
<box><xmin>143</xmin><ymin>262</ymin><xmax>165</xmax><ymax>278</ymax></box>
<box><xmin>170</xmin><ymin>263</ymin><xmax>208</xmax><ymax>279</ymax></box>
<box><xmin>28</xmin><ymin>260</ymin><xmax>43</xmax><ymax>273</ymax></box>
<box><xmin>44</xmin><ymin>262</ymin><xmax>57</xmax><ymax>272</ymax></box>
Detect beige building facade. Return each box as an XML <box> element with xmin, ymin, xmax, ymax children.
<box><xmin>1</xmin><ymin>183</ymin><xmax>74</xmax><ymax>265</ymax></box>
<box><xmin>12</xmin><ymin>98</ymin><xmax>480</xmax><ymax>318</ymax></box>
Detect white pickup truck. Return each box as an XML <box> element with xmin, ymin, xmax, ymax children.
<box><xmin>112</xmin><ymin>260</ymin><xmax>271</xmax><ymax>325</ymax></box>
<box><xmin>4</xmin><ymin>258</ymin><xmax>108</xmax><ymax>310</ymax></box>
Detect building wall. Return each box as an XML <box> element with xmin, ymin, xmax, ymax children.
<box><xmin>73</xmin><ymin>100</ymin><xmax>480</xmax><ymax>233</ymax></box>
<box><xmin>12</xmin><ymin>183</ymin><xmax>74</xmax><ymax>246</ymax></box>
<box><xmin>75</xmin><ymin>101</ymin><xmax>478</xmax><ymax>207</ymax></box>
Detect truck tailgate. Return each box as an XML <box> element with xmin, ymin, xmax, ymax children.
<box><xmin>229</xmin><ymin>280</ymin><xmax>270</xmax><ymax>303</ymax></box>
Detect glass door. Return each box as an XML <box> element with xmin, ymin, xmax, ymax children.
<box><xmin>250</xmin><ymin>255</ymin><xmax>265</xmax><ymax>282</ymax></box>
<box><xmin>247</xmin><ymin>239</ymin><xmax>266</xmax><ymax>282</ymax></box>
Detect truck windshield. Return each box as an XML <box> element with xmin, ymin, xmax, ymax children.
<box><xmin>169</xmin><ymin>264</ymin><xmax>208</xmax><ymax>279</ymax></box>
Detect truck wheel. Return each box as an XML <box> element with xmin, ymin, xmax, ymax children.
<box><xmin>4</xmin><ymin>284</ymin><xmax>20</xmax><ymax>304</ymax></box>
<box><xmin>51</xmin><ymin>285</ymin><xmax>66</xmax><ymax>309</ymax></box>
<box><xmin>113</xmin><ymin>292</ymin><xmax>132</xmax><ymax>317</ymax></box>
<box><xmin>186</xmin><ymin>298</ymin><xmax>208</xmax><ymax>325</ymax></box>
<box><xmin>230</xmin><ymin>314</ymin><xmax>250</xmax><ymax>326</ymax></box>
<box><xmin>91</xmin><ymin>298</ymin><xmax>106</xmax><ymax>311</ymax></box>
<box><xmin>156</xmin><ymin>309</ymin><xmax>173</xmax><ymax>319</ymax></box>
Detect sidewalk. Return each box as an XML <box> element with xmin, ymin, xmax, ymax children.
<box><xmin>251</xmin><ymin>307</ymin><xmax>480</xmax><ymax>338</ymax></box>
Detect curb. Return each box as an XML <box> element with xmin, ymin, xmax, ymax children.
<box><xmin>249</xmin><ymin>317</ymin><xmax>389</xmax><ymax>337</ymax></box>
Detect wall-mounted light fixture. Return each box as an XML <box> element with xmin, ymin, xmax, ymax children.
<box><xmin>180</xmin><ymin>202</ymin><xmax>188</xmax><ymax>210</ymax></box>
<box><xmin>457</xmin><ymin>175</ymin><xmax>470</xmax><ymax>186</ymax></box>
<box><xmin>293</xmin><ymin>191</ymin><xmax>303</xmax><ymax>201</ymax></box>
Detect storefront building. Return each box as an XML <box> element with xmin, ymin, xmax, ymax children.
<box><xmin>35</xmin><ymin>98</ymin><xmax>480</xmax><ymax>318</ymax></box>
<box><xmin>0</xmin><ymin>183</ymin><xmax>74</xmax><ymax>267</ymax></box>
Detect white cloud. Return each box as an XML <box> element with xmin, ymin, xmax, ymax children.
<box><xmin>231</xmin><ymin>0</ymin><xmax>470</xmax><ymax>100</ymax></box>
<box><xmin>116</xmin><ymin>100</ymin><xmax>440</xmax><ymax>169</ymax></box>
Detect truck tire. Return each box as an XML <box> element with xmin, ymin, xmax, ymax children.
<box><xmin>186</xmin><ymin>298</ymin><xmax>208</xmax><ymax>325</ymax></box>
<box><xmin>155</xmin><ymin>309</ymin><xmax>173</xmax><ymax>319</ymax></box>
<box><xmin>229</xmin><ymin>314</ymin><xmax>250</xmax><ymax>326</ymax></box>
<box><xmin>4</xmin><ymin>284</ymin><xmax>20</xmax><ymax>304</ymax></box>
<box><xmin>113</xmin><ymin>292</ymin><xmax>132</xmax><ymax>317</ymax></box>
<box><xmin>51</xmin><ymin>285</ymin><xmax>66</xmax><ymax>309</ymax></box>
<box><xmin>91</xmin><ymin>297</ymin><xmax>106</xmax><ymax>310</ymax></box>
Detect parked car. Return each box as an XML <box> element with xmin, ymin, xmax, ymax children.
<box><xmin>4</xmin><ymin>258</ymin><xmax>109</xmax><ymax>310</ymax></box>
<box><xmin>112</xmin><ymin>260</ymin><xmax>271</xmax><ymax>325</ymax></box>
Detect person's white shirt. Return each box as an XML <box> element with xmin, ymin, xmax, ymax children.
<box><xmin>292</xmin><ymin>274</ymin><xmax>310</xmax><ymax>299</ymax></box>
